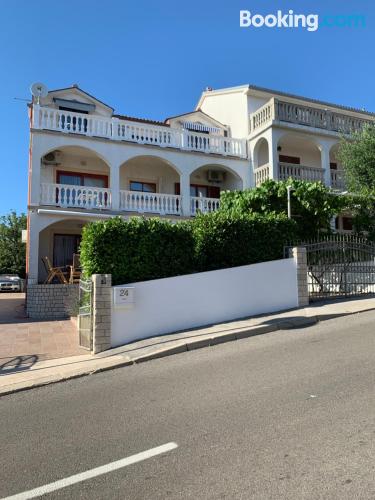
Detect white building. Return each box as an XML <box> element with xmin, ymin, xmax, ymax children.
<box><xmin>26</xmin><ymin>83</ymin><xmax>375</xmax><ymax>284</ymax></box>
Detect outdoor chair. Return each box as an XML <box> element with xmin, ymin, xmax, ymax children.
<box><xmin>68</xmin><ymin>253</ymin><xmax>82</xmax><ymax>284</ymax></box>
<box><xmin>41</xmin><ymin>256</ymin><xmax>68</xmax><ymax>284</ymax></box>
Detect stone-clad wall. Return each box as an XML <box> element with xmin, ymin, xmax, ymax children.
<box><xmin>27</xmin><ymin>284</ymin><xmax>79</xmax><ymax>319</ymax></box>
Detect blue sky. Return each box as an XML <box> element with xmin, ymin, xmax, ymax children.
<box><xmin>0</xmin><ymin>0</ymin><xmax>374</xmax><ymax>214</ymax></box>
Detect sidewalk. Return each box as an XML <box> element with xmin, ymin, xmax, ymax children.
<box><xmin>1</xmin><ymin>296</ymin><xmax>374</xmax><ymax>396</ymax></box>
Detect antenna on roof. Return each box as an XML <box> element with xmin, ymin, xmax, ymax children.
<box><xmin>30</xmin><ymin>82</ymin><xmax>48</xmax><ymax>104</ymax></box>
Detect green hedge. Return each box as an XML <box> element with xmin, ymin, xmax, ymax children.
<box><xmin>193</xmin><ymin>211</ymin><xmax>297</xmax><ymax>271</ymax></box>
<box><xmin>80</xmin><ymin>217</ymin><xmax>195</xmax><ymax>285</ymax></box>
<box><xmin>80</xmin><ymin>213</ymin><xmax>297</xmax><ymax>285</ymax></box>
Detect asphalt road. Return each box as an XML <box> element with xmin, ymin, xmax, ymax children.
<box><xmin>1</xmin><ymin>310</ymin><xmax>375</xmax><ymax>499</ymax></box>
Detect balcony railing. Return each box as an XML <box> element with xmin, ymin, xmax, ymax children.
<box><xmin>330</xmin><ymin>170</ymin><xmax>346</xmax><ymax>191</ymax></box>
<box><xmin>120</xmin><ymin>190</ymin><xmax>181</xmax><ymax>215</ymax></box>
<box><xmin>190</xmin><ymin>196</ymin><xmax>220</xmax><ymax>216</ymax></box>
<box><xmin>279</xmin><ymin>163</ymin><xmax>324</xmax><ymax>182</ymax></box>
<box><xmin>250</xmin><ymin>98</ymin><xmax>373</xmax><ymax>135</ymax></box>
<box><xmin>40</xmin><ymin>183</ymin><xmax>221</xmax><ymax>216</ymax></box>
<box><xmin>254</xmin><ymin>164</ymin><xmax>270</xmax><ymax>186</ymax></box>
<box><xmin>32</xmin><ymin>105</ymin><xmax>247</xmax><ymax>159</ymax></box>
<box><xmin>40</xmin><ymin>183</ymin><xmax>112</xmax><ymax>209</ymax></box>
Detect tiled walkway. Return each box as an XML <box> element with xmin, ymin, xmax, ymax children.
<box><xmin>0</xmin><ymin>293</ymin><xmax>87</xmax><ymax>373</ymax></box>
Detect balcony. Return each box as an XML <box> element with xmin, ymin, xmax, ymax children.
<box><xmin>32</xmin><ymin>105</ymin><xmax>247</xmax><ymax>159</ymax></box>
<box><xmin>254</xmin><ymin>164</ymin><xmax>346</xmax><ymax>191</ymax></box>
<box><xmin>250</xmin><ymin>98</ymin><xmax>373</xmax><ymax>136</ymax></box>
<box><xmin>40</xmin><ymin>183</ymin><xmax>220</xmax><ymax>216</ymax></box>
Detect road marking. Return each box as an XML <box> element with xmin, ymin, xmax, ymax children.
<box><xmin>2</xmin><ymin>442</ymin><xmax>178</xmax><ymax>500</ymax></box>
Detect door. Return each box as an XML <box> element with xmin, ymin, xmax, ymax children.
<box><xmin>53</xmin><ymin>234</ymin><xmax>81</xmax><ymax>269</ymax></box>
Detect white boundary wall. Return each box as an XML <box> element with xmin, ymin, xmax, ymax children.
<box><xmin>111</xmin><ymin>258</ymin><xmax>298</xmax><ymax>347</ymax></box>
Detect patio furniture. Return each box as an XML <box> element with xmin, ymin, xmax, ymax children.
<box><xmin>68</xmin><ymin>253</ymin><xmax>82</xmax><ymax>284</ymax></box>
<box><xmin>41</xmin><ymin>256</ymin><xmax>68</xmax><ymax>284</ymax></box>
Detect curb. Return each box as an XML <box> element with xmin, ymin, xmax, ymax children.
<box><xmin>2</xmin><ymin>308</ymin><xmax>374</xmax><ymax>398</ymax></box>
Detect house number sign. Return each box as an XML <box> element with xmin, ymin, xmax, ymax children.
<box><xmin>113</xmin><ymin>287</ymin><xmax>135</xmax><ymax>308</ymax></box>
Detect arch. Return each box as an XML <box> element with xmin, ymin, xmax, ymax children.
<box><xmin>39</xmin><ymin>144</ymin><xmax>112</xmax><ymax>168</ymax></box>
<box><xmin>39</xmin><ymin>145</ymin><xmax>111</xmax><ymax>188</ymax></box>
<box><xmin>252</xmin><ymin>137</ymin><xmax>269</xmax><ymax>169</ymax></box>
<box><xmin>277</xmin><ymin>133</ymin><xmax>322</xmax><ymax>168</ymax></box>
<box><xmin>38</xmin><ymin>217</ymin><xmax>90</xmax><ymax>282</ymax></box>
<box><xmin>189</xmin><ymin>163</ymin><xmax>243</xmax><ymax>192</ymax></box>
<box><xmin>119</xmin><ymin>155</ymin><xmax>181</xmax><ymax>194</ymax></box>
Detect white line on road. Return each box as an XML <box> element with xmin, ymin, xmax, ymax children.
<box><xmin>2</xmin><ymin>442</ymin><xmax>178</xmax><ymax>500</ymax></box>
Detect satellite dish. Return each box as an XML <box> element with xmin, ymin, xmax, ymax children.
<box><xmin>30</xmin><ymin>82</ymin><xmax>48</xmax><ymax>103</ymax></box>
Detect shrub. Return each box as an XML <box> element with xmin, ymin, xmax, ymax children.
<box><xmin>80</xmin><ymin>213</ymin><xmax>298</xmax><ymax>285</ymax></box>
<box><xmin>80</xmin><ymin>217</ymin><xmax>195</xmax><ymax>285</ymax></box>
<box><xmin>192</xmin><ymin>211</ymin><xmax>297</xmax><ymax>271</ymax></box>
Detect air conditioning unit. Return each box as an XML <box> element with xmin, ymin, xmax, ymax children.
<box><xmin>42</xmin><ymin>150</ymin><xmax>62</xmax><ymax>165</ymax></box>
<box><xmin>207</xmin><ymin>170</ymin><xmax>225</xmax><ymax>183</ymax></box>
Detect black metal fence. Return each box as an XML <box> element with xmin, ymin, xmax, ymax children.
<box><xmin>286</xmin><ymin>235</ymin><xmax>375</xmax><ymax>301</ymax></box>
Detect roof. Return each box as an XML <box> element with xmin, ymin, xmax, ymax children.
<box><xmin>113</xmin><ymin>114</ymin><xmax>169</xmax><ymax>127</ymax></box>
<box><xmin>197</xmin><ymin>83</ymin><xmax>375</xmax><ymax>117</ymax></box>
<box><xmin>48</xmin><ymin>86</ymin><xmax>114</xmax><ymax>111</ymax></box>
<box><xmin>164</xmin><ymin>109</ymin><xmax>227</xmax><ymax>128</ymax></box>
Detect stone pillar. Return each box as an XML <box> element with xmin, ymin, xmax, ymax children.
<box><xmin>268</xmin><ymin>129</ymin><xmax>280</xmax><ymax>180</ymax></box>
<box><xmin>292</xmin><ymin>247</ymin><xmax>309</xmax><ymax>307</ymax></box>
<box><xmin>92</xmin><ymin>274</ymin><xmax>112</xmax><ymax>354</ymax></box>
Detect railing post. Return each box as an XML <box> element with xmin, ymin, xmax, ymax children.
<box><xmin>111</xmin><ymin>117</ymin><xmax>120</xmax><ymax>140</ymax></box>
<box><xmin>292</xmin><ymin>247</ymin><xmax>309</xmax><ymax>307</ymax></box>
<box><xmin>91</xmin><ymin>274</ymin><xmax>112</xmax><ymax>354</ymax></box>
<box><xmin>32</xmin><ymin>104</ymin><xmax>40</xmax><ymax>129</ymax></box>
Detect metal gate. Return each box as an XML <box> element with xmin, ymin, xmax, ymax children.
<box><xmin>305</xmin><ymin>236</ymin><xmax>375</xmax><ymax>301</ymax></box>
<box><xmin>78</xmin><ymin>278</ymin><xmax>92</xmax><ymax>349</ymax></box>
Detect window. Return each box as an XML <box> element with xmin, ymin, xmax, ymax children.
<box><xmin>57</xmin><ymin>171</ymin><xmax>108</xmax><ymax>188</ymax></box>
<box><xmin>330</xmin><ymin>162</ymin><xmax>338</xmax><ymax>170</ymax></box>
<box><xmin>279</xmin><ymin>155</ymin><xmax>301</xmax><ymax>165</ymax></box>
<box><xmin>342</xmin><ymin>217</ymin><xmax>353</xmax><ymax>231</ymax></box>
<box><xmin>129</xmin><ymin>181</ymin><xmax>156</xmax><ymax>193</ymax></box>
<box><xmin>174</xmin><ymin>183</ymin><xmax>220</xmax><ymax>198</ymax></box>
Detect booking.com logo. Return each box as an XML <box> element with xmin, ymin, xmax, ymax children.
<box><xmin>239</xmin><ymin>10</ymin><xmax>366</xmax><ymax>32</ymax></box>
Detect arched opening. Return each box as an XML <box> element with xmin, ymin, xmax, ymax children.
<box><xmin>252</xmin><ymin>137</ymin><xmax>270</xmax><ymax>186</ymax></box>
<box><xmin>119</xmin><ymin>155</ymin><xmax>181</xmax><ymax>215</ymax></box>
<box><xmin>188</xmin><ymin>164</ymin><xmax>243</xmax><ymax>214</ymax></box>
<box><xmin>38</xmin><ymin>218</ymin><xmax>87</xmax><ymax>283</ymax></box>
<box><xmin>40</xmin><ymin>146</ymin><xmax>111</xmax><ymax>210</ymax></box>
<box><xmin>277</xmin><ymin>135</ymin><xmax>323</xmax><ymax>182</ymax></box>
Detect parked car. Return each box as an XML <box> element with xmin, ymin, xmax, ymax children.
<box><xmin>0</xmin><ymin>275</ymin><xmax>21</xmax><ymax>292</ymax></box>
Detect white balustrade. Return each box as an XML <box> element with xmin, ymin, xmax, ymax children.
<box><xmin>33</xmin><ymin>105</ymin><xmax>247</xmax><ymax>158</ymax></box>
<box><xmin>330</xmin><ymin>170</ymin><xmax>346</xmax><ymax>191</ymax></box>
<box><xmin>279</xmin><ymin>163</ymin><xmax>324</xmax><ymax>182</ymax></box>
<box><xmin>251</xmin><ymin>100</ymin><xmax>275</xmax><ymax>131</ymax></box>
<box><xmin>190</xmin><ymin>196</ymin><xmax>220</xmax><ymax>215</ymax></box>
<box><xmin>250</xmin><ymin>99</ymin><xmax>373</xmax><ymax>135</ymax></box>
<box><xmin>254</xmin><ymin>164</ymin><xmax>270</xmax><ymax>186</ymax></box>
<box><xmin>120</xmin><ymin>190</ymin><xmax>181</xmax><ymax>215</ymax></box>
<box><xmin>40</xmin><ymin>183</ymin><xmax>112</xmax><ymax>209</ymax></box>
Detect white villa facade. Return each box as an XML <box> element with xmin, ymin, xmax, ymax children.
<box><xmin>27</xmin><ymin>83</ymin><xmax>375</xmax><ymax>284</ymax></box>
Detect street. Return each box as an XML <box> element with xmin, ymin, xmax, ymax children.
<box><xmin>1</xmin><ymin>309</ymin><xmax>375</xmax><ymax>499</ymax></box>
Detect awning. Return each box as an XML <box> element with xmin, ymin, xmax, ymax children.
<box><xmin>182</xmin><ymin>121</ymin><xmax>222</xmax><ymax>134</ymax></box>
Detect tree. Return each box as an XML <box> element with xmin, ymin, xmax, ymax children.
<box><xmin>219</xmin><ymin>180</ymin><xmax>348</xmax><ymax>240</ymax></box>
<box><xmin>337</xmin><ymin>124</ymin><xmax>375</xmax><ymax>193</ymax></box>
<box><xmin>0</xmin><ymin>211</ymin><xmax>27</xmax><ymax>277</ymax></box>
<box><xmin>337</xmin><ymin>125</ymin><xmax>375</xmax><ymax>240</ymax></box>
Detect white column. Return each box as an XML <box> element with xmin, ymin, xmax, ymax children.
<box><xmin>110</xmin><ymin>164</ymin><xmax>120</xmax><ymax>211</ymax></box>
<box><xmin>268</xmin><ymin>129</ymin><xmax>280</xmax><ymax>180</ymax></box>
<box><xmin>320</xmin><ymin>142</ymin><xmax>332</xmax><ymax>188</ymax></box>
<box><xmin>180</xmin><ymin>171</ymin><xmax>191</xmax><ymax>216</ymax></box>
<box><xmin>242</xmin><ymin>161</ymin><xmax>253</xmax><ymax>189</ymax></box>
<box><xmin>29</xmin><ymin>135</ymin><xmax>44</xmax><ymax>207</ymax></box>
<box><xmin>26</xmin><ymin>211</ymin><xmax>40</xmax><ymax>285</ymax></box>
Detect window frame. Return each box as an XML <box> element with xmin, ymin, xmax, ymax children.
<box><xmin>56</xmin><ymin>170</ymin><xmax>109</xmax><ymax>188</ymax></box>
